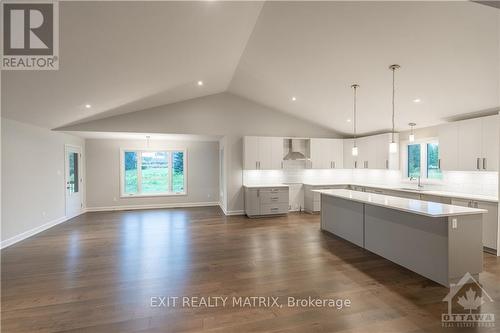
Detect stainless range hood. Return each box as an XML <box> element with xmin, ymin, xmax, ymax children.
<box><xmin>284</xmin><ymin>139</ymin><xmax>307</xmax><ymax>160</ymax></box>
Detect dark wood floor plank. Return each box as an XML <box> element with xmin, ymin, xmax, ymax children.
<box><xmin>2</xmin><ymin>207</ymin><xmax>499</xmax><ymax>332</ymax></box>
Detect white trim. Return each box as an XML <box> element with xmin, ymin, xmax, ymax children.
<box><xmin>225</xmin><ymin>210</ymin><xmax>245</xmax><ymax>216</ymax></box>
<box><xmin>86</xmin><ymin>201</ymin><xmax>218</xmax><ymax>212</ymax></box>
<box><xmin>1</xmin><ymin>210</ymin><xmax>86</xmax><ymax>249</ymax></box>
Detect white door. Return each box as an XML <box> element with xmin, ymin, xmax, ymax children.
<box><xmin>458</xmin><ymin>118</ymin><xmax>482</xmax><ymax>171</ymax></box>
<box><xmin>481</xmin><ymin>115</ymin><xmax>499</xmax><ymax>171</ymax></box>
<box><xmin>438</xmin><ymin>123</ymin><xmax>459</xmax><ymax>171</ymax></box>
<box><xmin>258</xmin><ymin>137</ymin><xmax>273</xmax><ymax>169</ymax></box>
<box><xmin>65</xmin><ymin>145</ymin><xmax>83</xmax><ymax>218</ymax></box>
<box><xmin>243</xmin><ymin>136</ymin><xmax>259</xmax><ymax>169</ymax></box>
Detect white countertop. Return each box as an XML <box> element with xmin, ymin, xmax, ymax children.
<box><xmin>243</xmin><ymin>184</ymin><xmax>289</xmax><ymax>189</ymax></box>
<box><xmin>315</xmin><ymin>189</ymin><xmax>487</xmax><ymax>218</ymax></box>
<box><xmin>302</xmin><ymin>182</ymin><xmax>498</xmax><ymax>203</ymax></box>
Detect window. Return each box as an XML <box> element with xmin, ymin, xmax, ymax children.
<box><xmin>121</xmin><ymin>149</ymin><xmax>186</xmax><ymax>196</ymax></box>
<box><xmin>405</xmin><ymin>140</ymin><xmax>442</xmax><ymax>180</ymax></box>
<box><xmin>68</xmin><ymin>152</ymin><xmax>79</xmax><ymax>193</ymax></box>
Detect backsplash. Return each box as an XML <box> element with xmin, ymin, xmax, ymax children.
<box><xmin>243</xmin><ymin>169</ymin><xmax>498</xmax><ymax>197</ymax></box>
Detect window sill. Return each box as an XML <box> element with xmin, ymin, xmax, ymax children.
<box><xmin>120</xmin><ymin>192</ymin><xmax>187</xmax><ymax>199</ymax></box>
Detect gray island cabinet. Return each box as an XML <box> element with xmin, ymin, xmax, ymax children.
<box><xmin>317</xmin><ymin>189</ymin><xmax>487</xmax><ymax>287</ymax></box>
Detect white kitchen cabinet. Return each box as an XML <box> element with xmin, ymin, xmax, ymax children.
<box><xmin>439</xmin><ymin>115</ymin><xmax>499</xmax><ymax>172</ymax></box>
<box><xmin>310</xmin><ymin>138</ymin><xmax>343</xmax><ymax>169</ymax></box>
<box><xmin>458</xmin><ymin>118</ymin><xmax>482</xmax><ymax>171</ymax></box>
<box><xmin>451</xmin><ymin>198</ymin><xmax>498</xmax><ymax>252</ymax></box>
<box><xmin>343</xmin><ymin>139</ymin><xmax>357</xmax><ymax>169</ymax></box>
<box><xmin>481</xmin><ymin>115</ymin><xmax>499</xmax><ymax>171</ymax></box>
<box><xmin>374</xmin><ymin>133</ymin><xmax>400</xmax><ymax>170</ymax></box>
<box><xmin>438</xmin><ymin>123</ymin><xmax>459</xmax><ymax>171</ymax></box>
<box><xmin>244</xmin><ymin>186</ymin><xmax>289</xmax><ymax>217</ymax></box>
<box><xmin>243</xmin><ymin>136</ymin><xmax>284</xmax><ymax>170</ymax></box>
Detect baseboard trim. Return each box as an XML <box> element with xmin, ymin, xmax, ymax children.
<box><xmin>226</xmin><ymin>210</ymin><xmax>245</xmax><ymax>216</ymax></box>
<box><xmin>86</xmin><ymin>201</ymin><xmax>219</xmax><ymax>212</ymax></box>
<box><xmin>1</xmin><ymin>210</ymin><xmax>86</xmax><ymax>249</ymax></box>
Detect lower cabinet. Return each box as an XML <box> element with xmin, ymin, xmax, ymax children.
<box><xmin>304</xmin><ymin>185</ymin><xmax>349</xmax><ymax>213</ymax></box>
<box><xmin>451</xmin><ymin>199</ymin><xmax>498</xmax><ymax>252</ymax></box>
<box><xmin>244</xmin><ymin>186</ymin><xmax>289</xmax><ymax>217</ymax></box>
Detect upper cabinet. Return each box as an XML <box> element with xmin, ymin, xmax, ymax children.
<box><xmin>439</xmin><ymin>115</ymin><xmax>498</xmax><ymax>172</ymax></box>
<box><xmin>343</xmin><ymin>133</ymin><xmax>399</xmax><ymax>170</ymax></box>
<box><xmin>309</xmin><ymin>138</ymin><xmax>343</xmax><ymax>169</ymax></box>
<box><xmin>243</xmin><ymin>136</ymin><xmax>283</xmax><ymax>170</ymax></box>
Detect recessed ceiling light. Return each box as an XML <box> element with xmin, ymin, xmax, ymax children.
<box><xmin>346</xmin><ymin>118</ymin><xmax>351</xmax><ymax>123</ymax></box>
<box><xmin>197</xmin><ymin>81</ymin><xmax>204</xmax><ymax>86</ymax></box>
<box><xmin>291</xmin><ymin>97</ymin><xmax>297</xmax><ymax>101</ymax></box>
<box><xmin>85</xmin><ymin>104</ymin><xmax>92</xmax><ymax>109</ymax></box>
<box><xmin>413</xmin><ymin>98</ymin><xmax>421</xmax><ymax>103</ymax></box>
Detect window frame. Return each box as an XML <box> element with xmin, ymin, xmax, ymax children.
<box><xmin>401</xmin><ymin>137</ymin><xmax>443</xmax><ymax>183</ymax></box>
<box><xmin>120</xmin><ymin>148</ymin><xmax>187</xmax><ymax>198</ymax></box>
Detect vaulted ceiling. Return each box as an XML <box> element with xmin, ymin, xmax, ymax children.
<box><xmin>2</xmin><ymin>1</ymin><xmax>499</xmax><ymax>135</ymax></box>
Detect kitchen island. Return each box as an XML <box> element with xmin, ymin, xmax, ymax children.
<box><xmin>316</xmin><ymin>189</ymin><xmax>487</xmax><ymax>287</ymax></box>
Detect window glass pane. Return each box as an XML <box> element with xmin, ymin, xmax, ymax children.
<box><xmin>68</xmin><ymin>152</ymin><xmax>79</xmax><ymax>193</ymax></box>
<box><xmin>124</xmin><ymin>151</ymin><xmax>138</xmax><ymax>194</ymax></box>
<box><xmin>172</xmin><ymin>151</ymin><xmax>184</xmax><ymax>193</ymax></box>
<box><xmin>408</xmin><ymin>144</ymin><xmax>421</xmax><ymax>178</ymax></box>
<box><xmin>427</xmin><ymin>143</ymin><xmax>442</xmax><ymax>179</ymax></box>
<box><xmin>141</xmin><ymin>151</ymin><xmax>169</xmax><ymax>193</ymax></box>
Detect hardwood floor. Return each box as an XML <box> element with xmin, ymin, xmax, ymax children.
<box><xmin>2</xmin><ymin>207</ymin><xmax>499</xmax><ymax>332</ymax></box>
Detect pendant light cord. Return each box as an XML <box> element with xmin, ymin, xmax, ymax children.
<box><xmin>391</xmin><ymin>67</ymin><xmax>395</xmax><ymax>143</ymax></box>
<box><xmin>354</xmin><ymin>85</ymin><xmax>357</xmax><ymax>142</ymax></box>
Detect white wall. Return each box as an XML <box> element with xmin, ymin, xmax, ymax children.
<box><xmin>85</xmin><ymin>138</ymin><xmax>219</xmax><ymax>210</ymax></box>
<box><xmin>60</xmin><ymin>93</ymin><xmax>340</xmax><ymax>214</ymax></box>
<box><xmin>1</xmin><ymin>118</ymin><xmax>85</xmax><ymax>244</ymax></box>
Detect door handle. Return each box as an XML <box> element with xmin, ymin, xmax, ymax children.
<box><xmin>483</xmin><ymin>158</ymin><xmax>487</xmax><ymax>170</ymax></box>
<box><xmin>477</xmin><ymin>158</ymin><xmax>480</xmax><ymax>170</ymax></box>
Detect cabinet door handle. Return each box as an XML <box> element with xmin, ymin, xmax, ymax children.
<box><xmin>271</xmin><ymin>197</ymin><xmax>279</xmax><ymax>201</ymax></box>
<box><xmin>270</xmin><ymin>207</ymin><xmax>279</xmax><ymax>211</ymax></box>
<box><xmin>438</xmin><ymin>159</ymin><xmax>441</xmax><ymax>169</ymax></box>
<box><xmin>281</xmin><ymin>161</ymin><xmax>283</xmax><ymax>169</ymax></box>
<box><xmin>366</xmin><ymin>161</ymin><xmax>368</xmax><ymax>168</ymax></box>
<box><xmin>386</xmin><ymin>160</ymin><xmax>389</xmax><ymax>169</ymax></box>
<box><xmin>257</xmin><ymin>190</ymin><xmax>260</xmax><ymax>197</ymax></box>
<box><xmin>477</xmin><ymin>158</ymin><xmax>480</xmax><ymax>170</ymax></box>
<box><xmin>354</xmin><ymin>161</ymin><xmax>357</xmax><ymax>169</ymax></box>
<box><xmin>256</xmin><ymin>161</ymin><xmax>258</xmax><ymax>169</ymax></box>
<box><xmin>333</xmin><ymin>161</ymin><xmax>336</xmax><ymax>169</ymax></box>
<box><xmin>483</xmin><ymin>158</ymin><xmax>487</xmax><ymax>170</ymax></box>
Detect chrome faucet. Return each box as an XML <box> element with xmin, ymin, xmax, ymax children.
<box><xmin>410</xmin><ymin>176</ymin><xmax>424</xmax><ymax>189</ymax></box>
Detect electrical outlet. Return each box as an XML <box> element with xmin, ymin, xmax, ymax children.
<box><xmin>452</xmin><ymin>218</ymin><xmax>458</xmax><ymax>229</ymax></box>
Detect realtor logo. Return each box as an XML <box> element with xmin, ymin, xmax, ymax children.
<box><xmin>1</xmin><ymin>1</ymin><xmax>59</xmax><ymax>70</ymax></box>
<box><xmin>442</xmin><ymin>272</ymin><xmax>495</xmax><ymax>328</ymax></box>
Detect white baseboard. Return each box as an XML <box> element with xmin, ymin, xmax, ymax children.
<box><xmin>86</xmin><ymin>201</ymin><xmax>219</xmax><ymax>212</ymax></box>
<box><xmin>226</xmin><ymin>210</ymin><xmax>245</xmax><ymax>216</ymax></box>
<box><xmin>218</xmin><ymin>202</ymin><xmax>245</xmax><ymax>216</ymax></box>
<box><xmin>1</xmin><ymin>209</ymin><xmax>86</xmax><ymax>249</ymax></box>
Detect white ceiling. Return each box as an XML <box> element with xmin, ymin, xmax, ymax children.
<box><xmin>2</xmin><ymin>1</ymin><xmax>499</xmax><ymax>135</ymax></box>
<box><xmin>229</xmin><ymin>1</ymin><xmax>500</xmax><ymax>135</ymax></box>
<box><xmin>1</xmin><ymin>1</ymin><xmax>264</xmax><ymax>128</ymax></box>
<box><xmin>67</xmin><ymin>131</ymin><xmax>221</xmax><ymax>142</ymax></box>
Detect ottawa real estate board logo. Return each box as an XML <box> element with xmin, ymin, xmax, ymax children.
<box><xmin>442</xmin><ymin>272</ymin><xmax>495</xmax><ymax>328</ymax></box>
<box><xmin>1</xmin><ymin>1</ymin><xmax>59</xmax><ymax>70</ymax></box>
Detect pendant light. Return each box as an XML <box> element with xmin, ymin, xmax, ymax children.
<box><xmin>408</xmin><ymin>122</ymin><xmax>416</xmax><ymax>142</ymax></box>
<box><xmin>351</xmin><ymin>84</ymin><xmax>359</xmax><ymax>156</ymax></box>
<box><xmin>389</xmin><ymin>64</ymin><xmax>400</xmax><ymax>153</ymax></box>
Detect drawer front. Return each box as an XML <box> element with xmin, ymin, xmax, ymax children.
<box><xmin>260</xmin><ymin>203</ymin><xmax>289</xmax><ymax>215</ymax></box>
<box><xmin>260</xmin><ymin>190</ymin><xmax>289</xmax><ymax>204</ymax></box>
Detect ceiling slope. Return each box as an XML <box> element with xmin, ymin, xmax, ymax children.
<box><xmin>1</xmin><ymin>1</ymin><xmax>264</xmax><ymax>128</ymax></box>
<box><xmin>229</xmin><ymin>1</ymin><xmax>499</xmax><ymax>135</ymax></box>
